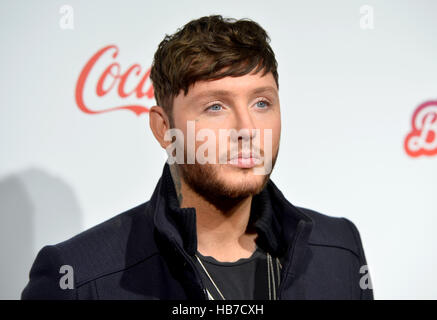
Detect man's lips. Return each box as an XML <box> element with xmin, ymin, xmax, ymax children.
<box><xmin>228</xmin><ymin>152</ymin><xmax>262</xmax><ymax>168</ymax></box>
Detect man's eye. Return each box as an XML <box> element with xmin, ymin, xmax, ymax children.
<box><xmin>206</xmin><ymin>104</ymin><xmax>222</xmax><ymax>112</ymax></box>
<box><xmin>255</xmin><ymin>100</ymin><xmax>270</xmax><ymax>108</ymax></box>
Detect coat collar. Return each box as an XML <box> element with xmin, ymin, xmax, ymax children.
<box><xmin>152</xmin><ymin>162</ymin><xmax>314</xmax><ymax>259</ymax></box>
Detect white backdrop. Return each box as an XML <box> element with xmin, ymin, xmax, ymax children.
<box><xmin>1</xmin><ymin>0</ymin><xmax>436</xmax><ymax>299</ymax></box>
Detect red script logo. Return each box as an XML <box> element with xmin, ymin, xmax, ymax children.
<box><xmin>75</xmin><ymin>45</ymin><xmax>154</xmax><ymax>116</ymax></box>
<box><xmin>404</xmin><ymin>100</ymin><xmax>437</xmax><ymax>157</ymax></box>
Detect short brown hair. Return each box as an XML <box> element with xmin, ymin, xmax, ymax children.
<box><xmin>150</xmin><ymin>15</ymin><xmax>279</xmax><ymax>125</ymax></box>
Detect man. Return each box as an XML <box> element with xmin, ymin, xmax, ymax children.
<box><xmin>22</xmin><ymin>15</ymin><xmax>373</xmax><ymax>300</ymax></box>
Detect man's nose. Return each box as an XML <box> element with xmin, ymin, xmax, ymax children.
<box><xmin>234</xmin><ymin>105</ymin><xmax>257</xmax><ymax>141</ymax></box>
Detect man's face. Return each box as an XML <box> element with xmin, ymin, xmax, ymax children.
<box><xmin>170</xmin><ymin>70</ymin><xmax>281</xmax><ymax>202</ymax></box>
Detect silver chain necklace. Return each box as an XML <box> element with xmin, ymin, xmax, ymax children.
<box><xmin>195</xmin><ymin>251</ymin><xmax>282</xmax><ymax>300</ymax></box>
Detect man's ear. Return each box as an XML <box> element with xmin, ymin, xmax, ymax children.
<box><xmin>149</xmin><ymin>105</ymin><xmax>171</xmax><ymax>149</ymax></box>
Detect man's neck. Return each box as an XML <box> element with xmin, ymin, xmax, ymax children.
<box><xmin>170</xmin><ymin>164</ymin><xmax>258</xmax><ymax>262</ymax></box>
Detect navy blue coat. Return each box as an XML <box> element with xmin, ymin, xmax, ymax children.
<box><xmin>22</xmin><ymin>163</ymin><xmax>374</xmax><ymax>300</ymax></box>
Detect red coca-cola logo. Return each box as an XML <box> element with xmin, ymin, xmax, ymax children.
<box><xmin>404</xmin><ymin>100</ymin><xmax>437</xmax><ymax>157</ymax></box>
<box><xmin>75</xmin><ymin>45</ymin><xmax>154</xmax><ymax>116</ymax></box>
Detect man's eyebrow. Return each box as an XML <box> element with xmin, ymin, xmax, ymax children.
<box><xmin>191</xmin><ymin>90</ymin><xmax>233</xmax><ymax>100</ymax></box>
<box><xmin>191</xmin><ymin>86</ymin><xmax>278</xmax><ymax>100</ymax></box>
<box><xmin>251</xmin><ymin>86</ymin><xmax>278</xmax><ymax>96</ymax></box>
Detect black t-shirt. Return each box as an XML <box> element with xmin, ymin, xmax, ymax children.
<box><xmin>194</xmin><ymin>245</ymin><xmax>280</xmax><ymax>300</ymax></box>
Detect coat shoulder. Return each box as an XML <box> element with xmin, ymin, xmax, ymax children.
<box><xmin>23</xmin><ymin>200</ymin><xmax>158</xmax><ymax>298</ymax></box>
<box><xmin>296</xmin><ymin>206</ymin><xmax>365</xmax><ymax>259</ymax></box>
